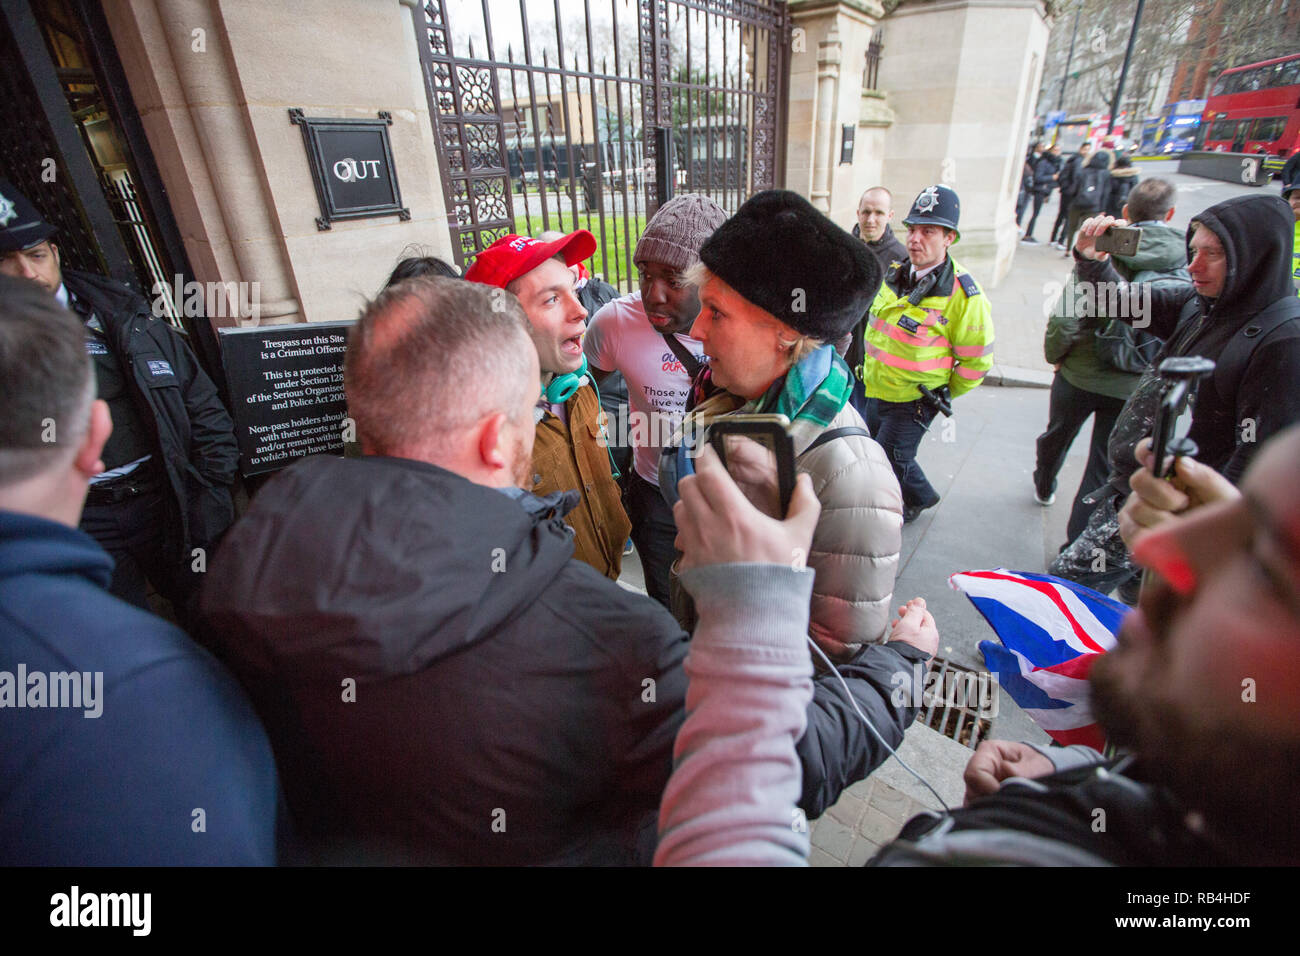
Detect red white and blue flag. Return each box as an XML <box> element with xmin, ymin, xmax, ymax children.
<box><xmin>949</xmin><ymin>569</ymin><xmax>1129</xmax><ymax>753</ymax></box>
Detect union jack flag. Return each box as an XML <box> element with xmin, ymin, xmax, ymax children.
<box><xmin>949</xmin><ymin>569</ymin><xmax>1128</xmax><ymax>753</ymax></box>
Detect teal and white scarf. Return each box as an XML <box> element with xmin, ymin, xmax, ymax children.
<box><xmin>659</xmin><ymin>344</ymin><xmax>854</xmax><ymax>506</ymax></box>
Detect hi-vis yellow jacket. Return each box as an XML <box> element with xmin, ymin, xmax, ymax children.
<box><xmin>859</xmin><ymin>256</ymin><xmax>995</xmax><ymax>402</ymax></box>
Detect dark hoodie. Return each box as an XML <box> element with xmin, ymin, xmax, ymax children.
<box><xmin>1076</xmin><ymin>193</ymin><xmax>1300</xmax><ymax>486</ymax></box>
<box><xmin>199</xmin><ymin>453</ymin><xmax>932</xmax><ymax>863</ymax></box>
<box><xmin>199</xmin><ymin>453</ymin><xmax>690</xmax><ymax>865</ymax></box>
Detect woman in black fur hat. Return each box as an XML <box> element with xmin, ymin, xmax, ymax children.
<box><xmin>660</xmin><ymin>189</ymin><xmax>908</xmax><ymax>664</ymax></box>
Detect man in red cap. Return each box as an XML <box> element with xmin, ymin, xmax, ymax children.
<box><xmin>466</xmin><ymin>231</ymin><xmax>630</xmax><ymax>578</ymax></box>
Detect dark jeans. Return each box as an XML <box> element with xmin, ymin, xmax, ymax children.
<box><xmin>1033</xmin><ymin>373</ymin><xmax>1127</xmax><ymax>544</ymax></box>
<box><xmin>80</xmin><ymin>478</ymin><xmax>198</xmax><ymax>625</ymax></box>
<box><xmin>848</xmin><ymin>374</ymin><xmax>871</xmax><ymax>420</ymax></box>
<box><xmin>1023</xmin><ymin>192</ymin><xmax>1048</xmax><ymax>238</ymax></box>
<box><xmin>862</xmin><ymin>396</ymin><xmax>940</xmax><ymax>508</ymax></box>
<box><xmin>625</xmin><ymin>469</ymin><xmax>677</xmax><ymax>609</ymax></box>
<box><xmin>1050</xmin><ymin>192</ymin><xmax>1074</xmax><ymax>244</ymax></box>
<box><xmin>1016</xmin><ymin>186</ymin><xmax>1030</xmax><ymax>226</ymax></box>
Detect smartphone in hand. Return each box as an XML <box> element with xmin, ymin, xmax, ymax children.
<box><xmin>705</xmin><ymin>414</ymin><xmax>796</xmax><ymax>517</ymax></box>
<box><xmin>1095</xmin><ymin>225</ymin><xmax>1142</xmax><ymax>257</ymax></box>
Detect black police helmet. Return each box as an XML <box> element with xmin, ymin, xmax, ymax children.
<box><xmin>902</xmin><ymin>184</ymin><xmax>960</xmax><ymax>241</ymax></box>
<box><xmin>0</xmin><ymin>179</ymin><xmax>58</xmax><ymax>254</ymax></box>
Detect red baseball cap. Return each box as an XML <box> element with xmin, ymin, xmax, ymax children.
<box><xmin>463</xmin><ymin>230</ymin><xmax>597</xmax><ymax>288</ymax></box>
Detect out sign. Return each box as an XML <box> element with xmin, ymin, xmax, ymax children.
<box><xmin>333</xmin><ymin>158</ymin><xmax>383</xmax><ymax>183</ymax></box>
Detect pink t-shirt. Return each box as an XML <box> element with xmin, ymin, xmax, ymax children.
<box><xmin>584</xmin><ymin>292</ymin><xmax>705</xmax><ymax>486</ymax></box>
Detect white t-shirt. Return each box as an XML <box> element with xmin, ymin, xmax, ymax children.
<box><xmin>584</xmin><ymin>292</ymin><xmax>705</xmax><ymax>486</ymax></box>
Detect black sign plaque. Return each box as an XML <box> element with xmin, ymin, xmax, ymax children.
<box><xmin>290</xmin><ymin>108</ymin><xmax>410</xmax><ymax>230</ymax></box>
<box><xmin>218</xmin><ymin>321</ymin><xmax>354</xmax><ymax>477</ymax></box>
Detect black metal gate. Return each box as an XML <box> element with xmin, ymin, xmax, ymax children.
<box><xmin>1</xmin><ymin>0</ymin><xmax>226</xmax><ymax>385</ymax></box>
<box><xmin>412</xmin><ymin>0</ymin><xmax>788</xmax><ymax>290</ymax></box>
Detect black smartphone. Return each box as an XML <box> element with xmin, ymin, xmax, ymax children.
<box><xmin>706</xmin><ymin>414</ymin><xmax>796</xmax><ymax>517</ymax></box>
<box><xmin>1095</xmin><ymin>224</ymin><xmax>1142</xmax><ymax>257</ymax></box>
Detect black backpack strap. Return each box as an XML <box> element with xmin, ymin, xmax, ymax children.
<box><xmin>661</xmin><ymin>332</ymin><xmax>702</xmax><ymax>378</ymax></box>
<box><xmin>1213</xmin><ymin>295</ymin><xmax>1300</xmax><ymax>402</ymax></box>
<box><xmin>799</xmin><ymin>426</ymin><xmax>871</xmax><ymax>459</ymax></box>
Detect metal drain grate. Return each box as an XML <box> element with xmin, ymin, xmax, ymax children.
<box><xmin>919</xmin><ymin>656</ymin><xmax>994</xmax><ymax>750</ymax></box>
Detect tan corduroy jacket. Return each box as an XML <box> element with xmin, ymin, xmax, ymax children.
<box><xmin>531</xmin><ymin>382</ymin><xmax>631</xmax><ymax>579</ymax></box>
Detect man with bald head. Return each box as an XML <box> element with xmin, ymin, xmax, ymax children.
<box><xmin>199</xmin><ymin>277</ymin><xmax>690</xmax><ymax>865</ymax></box>
<box><xmin>854</xmin><ymin>186</ymin><xmax>907</xmax><ymax>272</ymax></box>
<box><xmin>848</xmin><ymin>187</ymin><xmax>908</xmax><ymax>414</ymax></box>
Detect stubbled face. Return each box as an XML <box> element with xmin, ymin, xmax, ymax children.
<box><xmin>689</xmin><ymin>275</ymin><xmax>797</xmax><ymax>400</ymax></box>
<box><xmin>1187</xmin><ymin>223</ymin><xmax>1227</xmax><ymax>299</ymax></box>
<box><xmin>637</xmin><ymin>259</ymin><xmax>700</xmax><ymax>334</ymax></box>
<box><xmin>0</xmin><ymin>241</ymin><xmax>62</xmax><ymax>293</ymax></box>
<box><xmin>856</xmin><ymin>189</ymin><xmax>893</xmax><ymax>243</ymax></box>
<box><xmin>510</xmin><ymin>257</ymin><xmax>587</xmax><ymax>375</ymax></box>
<box><xmin>905</xmin><ymin>224</ymin><xmax>955</xmax><ymax>271</ymax></box>
<box><xmin>1090</xmin><ymin>429</ymin><xmax>1300</xmax><ymax>862</ymax></box>
<box><xmin>1288</xmin><ymin>193</ymin><xmax>1300</xmax><ymax>222</ymax></box>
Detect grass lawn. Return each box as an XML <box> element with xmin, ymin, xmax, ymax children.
<box><xmin>513</xmin><ymin>207</ymin><xmax>648</xmax><ymax>292</ymax></box>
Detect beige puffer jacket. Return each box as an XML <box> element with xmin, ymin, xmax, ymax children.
<box><xmin>793</xmin><ymin>402</ymin><xmax>903</xmax><ymax>660</ymax></box>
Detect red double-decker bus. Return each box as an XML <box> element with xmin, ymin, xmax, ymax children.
<box><xmin>1201</xmin><ymin>53</ymin><xmax>1300</xmax><ymax>178</ymax></box>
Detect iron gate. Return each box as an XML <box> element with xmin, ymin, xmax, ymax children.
<box><xmin>412</xmin><ymin>0</ymin><xmax>788</xmax><ymax>290</ymax></box>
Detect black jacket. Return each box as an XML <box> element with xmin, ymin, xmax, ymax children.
<box><xmin>1058</xmin><ymin>152</ymin><xmax>1085</xmax><ymax>197</ymax></box>
<box><xmin>866</xmin><ymin>229</ymin><xmax>908</xmax><ymax>273</ymax></box>
<box><xmin>1070</xmin><ymin>152</ymin><xmax>1112</xmax><ymax>214</ymax></box>
<box><xmin>199</xmin><ymin>454</ymin><xmax>922</xmax><ymax>862</ymax></box>
<box><xmin>1031</xmin><ymin>153</ymin><xmax>1061</xmax><ymax>196</ymax></box>
<box><xmin>64</xmin><ymin>269</ymin><xmax>238</xmax><ymax>557</ymax></box>
<box><xmin>872</xmin><ymin>757</ymin><xmax>1238</xmax><ymax>866</ymax></box>
<box><xmin>1076</xmin><ymin>192</ymin><xmax>1300</xmax><ymax>486</ymax></box>
<box><xmin>200</xmin><ymin>454</ymin><xmax>689</xmax><ymax>865</ymax></box>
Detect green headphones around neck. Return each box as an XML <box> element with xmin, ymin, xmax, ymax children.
<box><xmin>542</xmin><ymin>355</ymin><xmax>590</xmax><ymax>405</ymax></box>
<box><xmin>538</xmin><ymin>355</ymin><xmax>621</xmax><ymax>480</ymax></box>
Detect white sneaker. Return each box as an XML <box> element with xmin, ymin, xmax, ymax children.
<box><xmin>1034</xmin><ymin>490</ymin><xmax>1056</xmax><ymax>506</ymax></box>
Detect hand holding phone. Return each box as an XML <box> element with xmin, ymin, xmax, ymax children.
<box><xmin>673</xmin><ymin>444</ymin><xmax>820</xmax><ymax>572</ymax></box>
<box><xmin>705</xmin><ymin>414</ymin><xmax>797</xmax><ymax>517</ymax></box>
<box><xmin>1095</xmin><ymin>224</ymin><xmax>1142</xmax><ymax>257</ymax></box>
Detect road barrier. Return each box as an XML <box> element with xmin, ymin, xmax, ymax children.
<box><xmin>1177</xmin><ymin>151</ymin><xmax>1266</xmax><ymax>186</ymax></box>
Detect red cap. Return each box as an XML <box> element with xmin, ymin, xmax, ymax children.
<box><xmin>463</xmin><ymin>230</ymin><xmax>597</xmax><ymax>288</ymax></box>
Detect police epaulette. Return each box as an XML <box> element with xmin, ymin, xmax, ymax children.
<box><xmin>957</xmin><ymin>273</ymin><xmax>980</xmax><ymax>297</ymax></box>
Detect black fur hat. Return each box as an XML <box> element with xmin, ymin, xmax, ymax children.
<box><xmin>698</xmin><ymin>189</ymin><xmax>882</xmax><ymax>342</ymax></box>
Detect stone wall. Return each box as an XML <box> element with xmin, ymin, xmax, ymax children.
<box><xmin>103</xmin><ymin>0</ymin><xmax>452</xmax><ymax>328</ymax></box>
<box><xmin>878</xmin><ymin>0</ymin><xmax>1050</xmax><ymax>286</ymax></box>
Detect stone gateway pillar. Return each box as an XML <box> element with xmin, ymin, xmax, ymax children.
<box><xmin>877</xmin><ymin>0</ymin><xmax>1050</xmax><ymax>286</ymax></box>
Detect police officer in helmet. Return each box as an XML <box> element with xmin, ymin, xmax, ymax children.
<box><xmin>857</xmin><ymin>184</ymin><xmax>995</xmax><ymax>522</ymax></box>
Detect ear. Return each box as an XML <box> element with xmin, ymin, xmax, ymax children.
<box><xmin>1163</xmin><ymin>207</ymin><xmax>1176</xmax><ymax>222</ymax></box>
<box><xmin>73</xmin><ymin>399</ymin><xmax>112</xmax><ymax>479</ymax></box>
<box><xmin>1121</xmin><ymin>204</ymin><xmax>1130</xmax><ymax>221</ymax></box>
<box><xmin>476</xmin><ymin>411</ymin><xmax>509</xmax><ymax>472</ymax></box>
